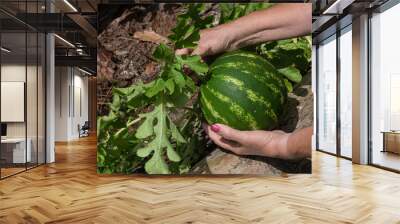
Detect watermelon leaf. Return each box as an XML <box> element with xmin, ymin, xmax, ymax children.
<box><xmin>176</xmin><ymin>30</ymin><xmax>200</xmax><ymax>49</ymax></box>
<box><xmin>176</xmin><ymin>55</ymin><xmax>208</xmax><ymax>75</ymax></box>
<box><xmin>165</xmin><ymin>79</ymin><xmax>175</xmax><ymax>94</ymax></box>
<box><xmin>169</xmin><ymin>118</ymin><xmax>186</xmax><ymax>143</ymax></box>
<box><xmin>278</xmin><ymin>66</ymin><xmax>302</xmax><ymax>83</ymax></box>
<box><xmin>153</xmin><ymin>43</ymin><xmax>174</xmax><ymax>63</ymax></box>
<box><xmin>167</xmin><ymin>87</ymin><xmax>192</xmax><ymax>108</ymax></box>
<box><xmin>220</xmin><ymin>3</ymin><xmax>273</xmax><ymax>23</ymax></box>
<box><xmin>168</xmin><ymin>67</ymin><xmax>186</xmax><ymax>90</ymax></box>
<box><xmin>169</xmin><ymin>18</ymin><xmax>187</xmax><ymax>41</ymax></box>
<box><xmin>145</xmin><ymin>79</ymin><xmax>165</xmax><ymax>97</ymax></box>
<box><xmin>135</xmin><ymin>111</ymin><xmax>156</xmax><ymax>139</ymax></box>
<box><xmin>283</xmin><ymin>78</ymin><xmax>293</xmax><ymax>93</ymax></box>
<box><xmin>257</xmin><ymin>37</ymin><xmax>311</xmax><ymax>76</ymax></box>
<box><xmin>170</xmin><ymin>3</ymin><xmax>213</xmax><ymax>49</ymax></box>
<box><xmin>135</xmin><ymin>104</ymin><xmax>183</xmax><ymax>174</ymax></box>
<box><xmin>109</xmin><ymin>94</ymin><xmax>121</xmax><ymax>111</ymax></box>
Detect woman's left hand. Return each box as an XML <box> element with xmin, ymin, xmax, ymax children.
<box><xmin>204</xmin><ymin>123</ymin><xmax>289</xmax><ymax>158</ymax></box>
<box><xmin>204</xmin><ymin>123</ymin><xmax>311</xmax><ymax>160</ymax></box>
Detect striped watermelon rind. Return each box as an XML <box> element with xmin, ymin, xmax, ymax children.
<box><xmin>200</xmin><ymin>50</ymin><xmax>287</xmax><ymax>130</ymax></box>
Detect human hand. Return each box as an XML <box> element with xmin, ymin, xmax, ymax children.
<box><xmin>204</xmin><ymin>123</ymin><xmax>290</xmax><ymax>159</ymax></box>
<box><xmin>176</xmin><ymin>4</ymin><xmax>312</xmax><ymax>57</ymax></box>
<box><xmin>175</xmin><ymin>24</ymin><xmax>235</xmax><ymax>57</ymax></box>
<box><xmin>204</xmin><ymin>123</ymin><xmax>308</xmax><ymax>160</ymax></box>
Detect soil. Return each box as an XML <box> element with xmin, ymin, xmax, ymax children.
<box><xmin>97</xmin><ymin>4</ymin><xmax>182</xmax><ymax>116</ymax></box>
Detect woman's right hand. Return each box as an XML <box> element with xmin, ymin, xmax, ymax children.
<box><xmin>176</xmin><ymin>3</ymin><xmax>312</xmax><ymax>57</ymax></box>
<box><xmin>175</xmin><ymin>24</ymin><xmax>235</xmax><ymax>57</ymax></box>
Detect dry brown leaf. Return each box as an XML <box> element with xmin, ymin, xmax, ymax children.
<box><xmin>133</xmin><ymin>30</ymin><xmax>170</xmax><ymax>44</ymax></box>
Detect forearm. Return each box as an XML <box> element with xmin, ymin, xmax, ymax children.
<box><xmin>222</xmin><ymin>3</ymin><xmax>312</xmax><ymax>50</ymax></box>
<box><xmin>284</xmin><ymin>127</ymin><xmax>312</xmax><ymax>159</ymax></box>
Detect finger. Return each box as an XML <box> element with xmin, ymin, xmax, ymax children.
<box><xmin>207</xmin><ymin>125</ymin><xmax>246</xmax><ymax>155</ymax></box>
<box><xmin>191</xmin><ymin>47</ymin><xmax>202</xmax><ymax>56</ymax></box>
<box><xmin>210</xmin><ymin>124</ymin><xmax>247</xmax><ymax>144</ymax></box>
<box><xmin>191</xmin><ymin>45</ymin><xmax>209</xmax><ymax>57</ymax></box>
<box><xmin>208</xmin><ymin>130</ymin><xmax>243</xmax><ymax>154</ymax></box>
<box><xmin>220</xmin><ymin>138</ymin><xmax>241</xmax><ymax>147</ymax></box>
<box><xmin>272</xmin><ymin>130</ymin><xmax>286</xmax><ymax>134</ymax></box>
<box><xmin>175</xmin><ymin>48</ymin><xmax>191</xmax><ymax>55</ymax></box>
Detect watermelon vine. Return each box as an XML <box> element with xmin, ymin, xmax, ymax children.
<box><xmin>97</xmin><ymin>3</ymin><xmax>311</xmax><ymax>174</ymax></box>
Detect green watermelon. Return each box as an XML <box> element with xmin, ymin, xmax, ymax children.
<box><xmin>200</xmin><ymin>50</ymin><xmax>287</xmax><ymax>130</ymax></box>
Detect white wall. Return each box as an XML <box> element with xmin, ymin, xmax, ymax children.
<box><xmin>1</xmin><ymin>82</ymin><xmax>25</xmax><ymax>122</ymax></box>
<box><xmin>55</xmin><ymin>66</ymin><xmax>69</xmax><ymax>141</ymax></box>
<box><xmin>54</xmin><ymin>67</ymin><xmax>89</xmax><ymax>141</ymax></box>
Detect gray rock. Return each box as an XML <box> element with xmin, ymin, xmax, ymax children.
<box><xmin>190</xmin><ymin>148</ymin><xmax>285</xmax><ymax>175</ymax></box>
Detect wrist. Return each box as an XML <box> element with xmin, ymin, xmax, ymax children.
<box><xmin>285</xmin><ymin>128</ymin><xmax>313</xmax><ymax>160</ymax></box>
<box><xmin>260</xmin><ymin>131</ymin><xmax>290</xmax><ymax>159</ymax></box>
<box><xmin>281</xmin><ymin>132</ymin><xmax>306</xmax><ymax>160</ymax></box>
<box><xmin>275</xmin><ymin>133</ymin><xmax>291</xmax><ymax>159</ymax></box>
<box><xmin>220</xmin><ymin>10</ymin><xmax>268</xmax><ymax>51</ymax></box>
<box><xmin>213</xmin><ymin>22</ymin><xmax>242</xmax><ymax>51</ymax></box>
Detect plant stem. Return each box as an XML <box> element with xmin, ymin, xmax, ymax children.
<box><xmin>127</xmin><ymin>117</ymin><xmax>141</xmax><ymax>127</ymax></box>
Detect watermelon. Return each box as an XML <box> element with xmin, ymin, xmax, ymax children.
<box><xmin>200</xmin><ymin>50</ymin><xmax>287</xmax><ymax>130</ymax></box>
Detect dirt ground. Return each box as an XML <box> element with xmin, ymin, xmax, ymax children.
<box><xmin>97</xmin><ymin>4</ymin><xmax>182</xmax><ymax>115</ymax></box>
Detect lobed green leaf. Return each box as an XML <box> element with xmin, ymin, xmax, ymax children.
<box><xmin>153</xmin><ymin>43</ymin><xmax>174</xmax><ymax>63</ymax></box>
<box><xmin>278</xmin><ymin>66</ymin><xmax>302</xmax><ymax>83</ymax></box>
<box><xmin>176</xmin><ymin>55</ymin><xmax>208</xmax><ymax>75</ymax></box>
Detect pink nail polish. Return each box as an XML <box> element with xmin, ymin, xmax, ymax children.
<box><xmin>211</xmin><ymin>124</ymin><xmax>221</xmax><ymax>132</ymax></box>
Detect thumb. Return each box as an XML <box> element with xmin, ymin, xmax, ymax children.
<box><xmin>175</xmin><ymin>48</ymin><xmax>192</xmax><ymax>56</ymax></box>
<box><xmin>191</xmin><ymin>45</ymin><xmax>209</xmax><ymax>57</ymax></box>
<box><xmin>210</xmin><ymin>124</ymin><xmax>246</xmax><ymax>143</ymax></box>
<box><xmin>191</xmin><ymin>46</ymin><xmax>202</xmax><ymax>56</ymax></box>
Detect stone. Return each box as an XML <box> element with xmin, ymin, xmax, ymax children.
<box><xmin>190</xmin><ymin>148</ymin><xmax>284</xmax><ymax>175</ymax></box>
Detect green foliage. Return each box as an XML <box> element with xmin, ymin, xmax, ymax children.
<box><xmin>256</xmin><ymin>37</ymin><xmax>312</xmax><ymax>91</ymax></box>
<box><xmin>176</xmin><ymin>55</ymin><xmax>208</xmax><ymax>75</ymax></box>
<box><xmin>278</xmin><ymin>66</ymin><xmax>302</xmax><ymax>83</ymax></box>
<box><xmin>97</xmin><ymin>86</ymin><xmax>147</xmax><ymax>174</ymax></box>
<box><xmin>135</xmin><ymin>104</ymin><xmax>183</xmax><ymax>174</ymax></box>
<box><xmin>256</xmin><ymin>37</ymin><xmax>311</xmax><ymax>92</ymax></box>
<box><xmin>283</xmin><ymin>78</ymin><xmax>293</xmax><ymax>93</ymax></box>
<box><xmin>258</xmin><ymin>37</ymin><xmax>312</xmax><ymax>77</ymax></box>
<box><xmin>98</xmin><ymin>43</ymin><xmax>209</xmax><ymax>174</ymax></box>
<box><xmin>219</xmin><ymin>3</ymin><xmax>274</xmax><ymax>24</ymax></box>
<box><xmin>169</xmin><ymin>3</ymin><xmax>214</xmax><ymax>49</ymax></box>
<box><xmin>98</xmin><ymin>4</ymin><xmax>211</xmax><ymax>174</ymax></box>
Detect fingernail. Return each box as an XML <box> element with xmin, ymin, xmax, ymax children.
<box><xmin>211</xmin><ymin>124</ymin><xmax>221</xmax><ymax>133</ymax></box>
